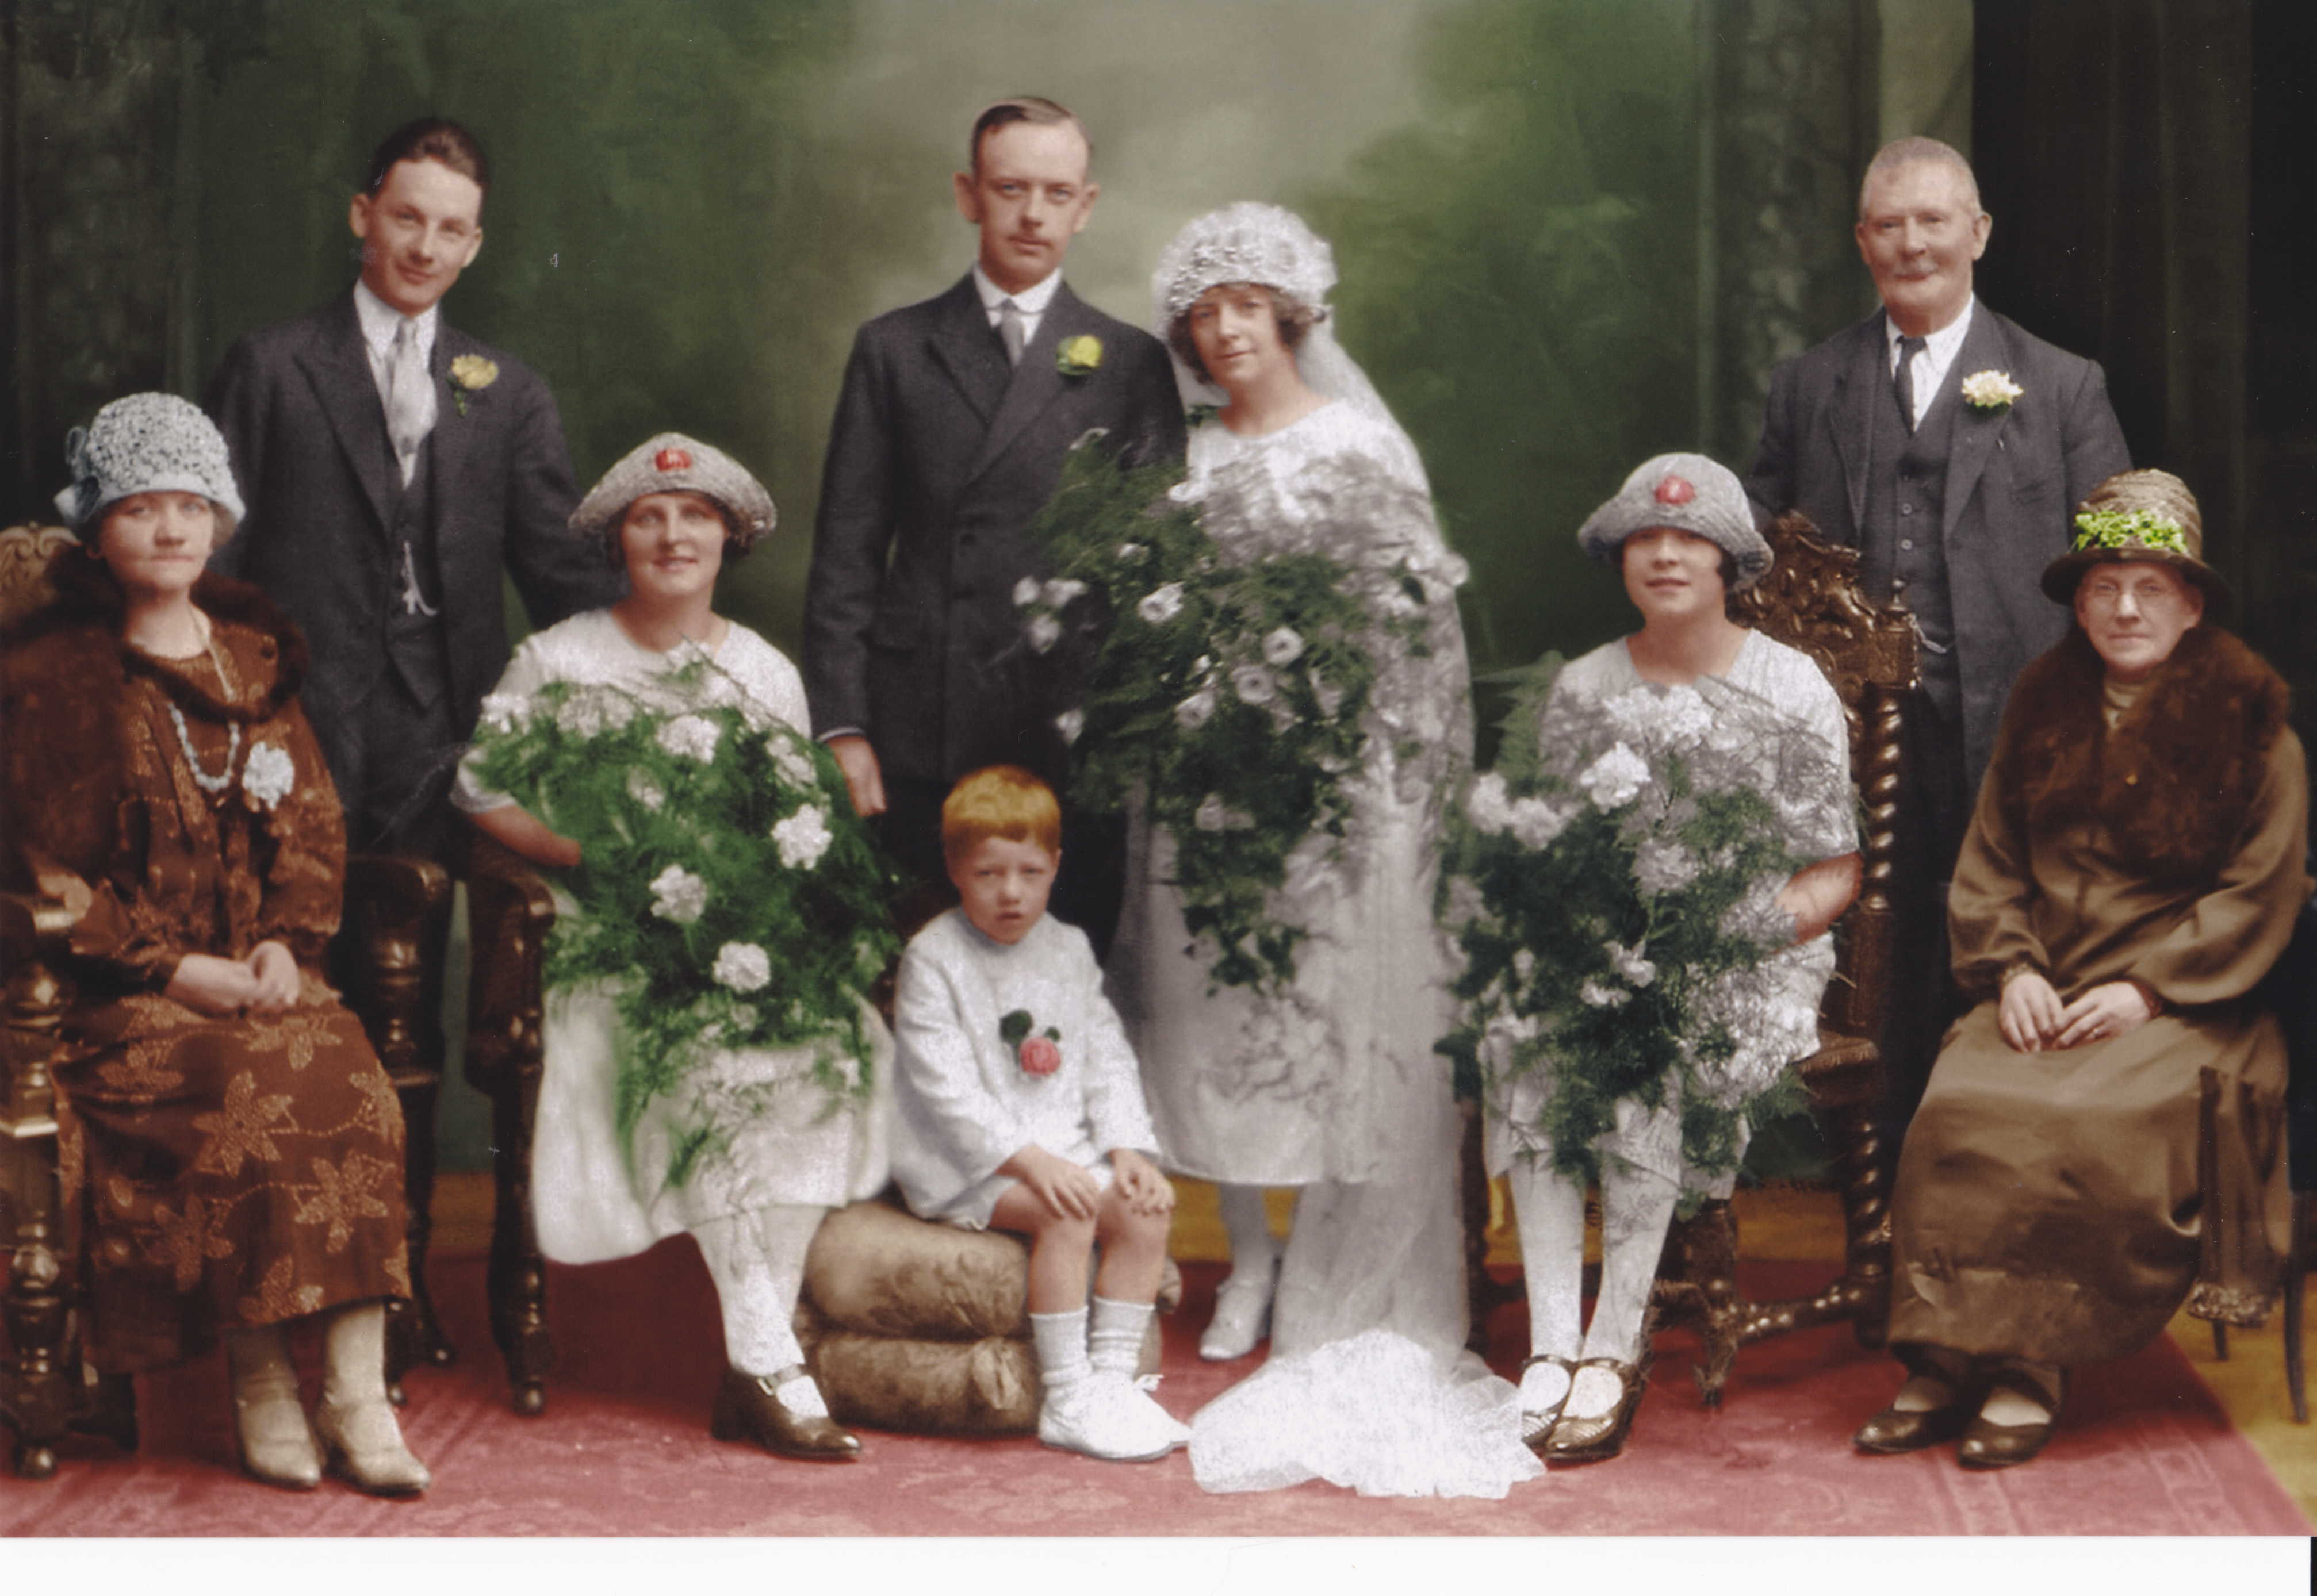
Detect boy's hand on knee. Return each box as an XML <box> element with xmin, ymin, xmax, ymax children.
<box><xmin>1001</xmin><ymin>1145</ymin><xmax>1102</xmax><ymax>1221</ymax></box>
<box><xmin>1110</xmin><ymin>1149</ymin><xmax>1175</xmax><ymax>1217</ymax></box>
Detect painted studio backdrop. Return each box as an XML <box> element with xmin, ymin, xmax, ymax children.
<box><xmin>6</xmin><ymin>0</ymin><xmax>2314</xmax><ymax>1168</ymax></box>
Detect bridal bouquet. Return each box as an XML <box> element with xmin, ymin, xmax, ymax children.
<box><xmin>1437</xmin><ymin>656</ymin><xmax>1841</xmax><ymax>1183</ymax></box>
<box><xmin>1020</xmin><ymin>439</ymin><xmax>1444</xmax><ymax>993</ymax></box>
<box><xmin>468</xmin><ymin>660</ymin><xmax>895</xmax><ymax>1186</ymax></box>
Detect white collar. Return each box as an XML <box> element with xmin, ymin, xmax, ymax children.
<box><xmin>972</xmin><ymin>263</ymin><xmax>1063</xmax><ymax>315</ymax></box>
<box><xmin>1884</xmin><ymin>294</ymin><xmax>1975</xmax><ymax>362</ymax></box>
<box><xmin>353</xmin><ymin>281</ymin><xmax>440</xmax><ymax>356</ymax></box>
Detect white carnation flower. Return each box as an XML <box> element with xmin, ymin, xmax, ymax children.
<box><xmin>768</xmin><ymin>736</ymin><xmax>819</xmax><ymax>789</ymax></box>
<box><xmin>478</xmin><ymin>693</ymin><xmax>523</xmax><ymax>735</ymax></box>
<box><xmin>627</xmin><ymin>769</ymin><xmax>667</xmax><ymax>811</ymax></box>
<box><xmin>1261</xmin><ymin>626</ymin><xmax>1305</xmax><ymax>667</ymax></box>
<box><xmin>649</xmin><ymin>864</ymin><xmax>707</xmax><ymax>923</ymax></box>
<box><xmin>1137</xmin><ymin>582</ymin><xmax>1186</xmax><ymax>625</ymax></box>
<box><xmin>241</xmin><ymin>742</ymin><xmax>296</xmax><ymax>810</ymax></box>
<box><xmin>1605</xmin><ymin>940</ymin><xmax>1657</xmax><ymax>989</ymax></box>
<box><xmin>1175</xmin><ymin>688</ymin><xmax>1219</xmax><ymax>731</ymax></box>
<box><xmin>712</xmin><ymin>942</ymin><xmax>772</xmax><ymax>994</ymax></box>
<box><xmin>1512</xmin><ymin>947</ymin><xmax>1537</xmax><ymax>982</ymax></box>
<box><xmin>772</xmin><ymin>805</ymin><xmax>834</xmax><ymax>871</ymax></box>
<box><xmin>1576</xmin><ymin>743</ymin><xmax>1651</xmax><ymax>811</ymax></box>
<box><xmin>1633</xmin><ymin>837</ymin><xmax>1702</xmax><ymax>896</ymax></box>
<box><xmin>1012</xmin><ymin>576</ymin><xmax>1041</xmax><ymax>608</ymax></box>
<box><xmin>1655</xmin><ymin>686</ymin><xmax>1714</xmax><ymax>752</ymax></box>
<box><xmin>1055</xmin><ymin>708</ymin><xmax>1086</xmax><ymax>746</ymax></box>
<box><xmin>1026</xmin><ymin>614</ymin><xmax>1063</xmax><ymax>655</ymax></box>
<box><xmin>1579</xmin><ymin>978</ymin><xmax>1629</xmax><ymax>1009</ymax></box>
<box><xmin>1507</xmin><ymin>795</ymin><xmax>1576</xmax><ymax>850</ymax></box>
<box><xmin>1465</xmin><ymin>772</ymin><xmax>1514</xmax><ymax>834</ymax></box>
<box><xmin>1230</xmin><ymin>663</ymin><xmax>1277</xmax><ymax>705</ymax></box>
<box><xmin>1042</xmin><ymin>577</ymin><xmax>1088</xmax><ymax>609</ymax></box>
<box><xmin>656</xmin><ymin>713</ymin><xmax>722</xmax><ymax>764</ymax></box>
<box><xmin>1193</xmin><ymin>793</ymin><xmax>1229</xmax><ymax>832</ymax></box>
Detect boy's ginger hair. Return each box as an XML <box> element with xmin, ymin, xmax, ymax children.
<box><xmin>941</xmin><ymin>765</ymin><xmax>1063</xmax><ymax>865</ymax></box>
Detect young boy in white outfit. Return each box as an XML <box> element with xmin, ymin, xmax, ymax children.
<box><xmin>887</xmin><ymin>765</ymin><xmax>1188</xmax><ymax>1461</ymax></box>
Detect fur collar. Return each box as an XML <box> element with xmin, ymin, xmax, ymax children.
<box><xmin>3</xmin><ymin>552</ymin><xmax>309</xmax><ymax>723</ymax></box>
<box><xmin>2003</xmin><ymin>624</ymin><xmax>2289</xmax><ymax>878</ymax></box>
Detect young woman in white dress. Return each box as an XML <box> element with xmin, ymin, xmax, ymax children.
<box><xmin>1106</xmin><ymin>204</ymin><xmax>1537</xmax><ymax>1496</ymax></box>
<box><xmin>455</xmin><ymin>435</ymin><xmax>890</xmax><ymax>1461</ymax></box>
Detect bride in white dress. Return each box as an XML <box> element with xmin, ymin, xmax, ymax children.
<box><xmin>1105</xmin><ymin>203</ymin><xmax>1539</xmax><ymax>1496</ymax></box>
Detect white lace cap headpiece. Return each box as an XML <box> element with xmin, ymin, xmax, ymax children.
<box><xmin>1152</xmin><ymin>202</ymin><xmax>1337</xmax><ymax>326</ymax></box>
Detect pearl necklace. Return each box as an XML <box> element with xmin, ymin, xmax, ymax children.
<box><xmin>150</xmin><ymin>610</ymin><xmax>242</xmax><ymax>797</ymax></box>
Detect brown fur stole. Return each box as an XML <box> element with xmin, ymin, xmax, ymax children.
<box><xmin>2002</xmin><ymin>624</ymin><xmax>2290</xmax><ymax>880</ymax></box>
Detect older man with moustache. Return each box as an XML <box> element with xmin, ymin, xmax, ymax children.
<box><xmin>1744</xmin><ymin>136</ymin><xmax>2131</xmax><ymax>1122</ymax></box>
<box><xmin>805</xmin><ymin>97</ymin><xmax>1185</xmax><ymax>950</ymax></box>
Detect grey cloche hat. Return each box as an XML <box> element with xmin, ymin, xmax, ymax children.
<box><xmin>54</xmin><ymin>392</ymin><xmax>246</xmax><ymax>533</ymax></box>
<box><xmin>1576</xmin><ymin>451</ymin><xmax>1771</xmax><ymax>591</ymax></box>
<box><xmin>569</xmin><ymin>432</ymin><xmax>777</xmax><ymax>549</ymax></box>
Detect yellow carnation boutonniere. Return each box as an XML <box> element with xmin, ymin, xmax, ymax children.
<box><xmin>1959</xmin><ymin>369</ymin><xmax>2023</xmax><ymax>415</ymax></box>
<box><xmin>448</xmin><ymin>354</ymin><xmax>500</xmax><ymax>416</ymax></box>
<box><xmin>1056</xmin><ymin>335</ymin><xmax>1104</xmax><ymax>379</ymax></box>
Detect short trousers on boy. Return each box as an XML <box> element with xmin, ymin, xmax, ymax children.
<box><xmin>929</xmin><ymin>1157</ymin><xmax>1118</xmax><ymax>1231</ymax></box>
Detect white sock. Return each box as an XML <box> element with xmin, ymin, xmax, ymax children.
<box><xmin>1569</xmin><ymin>1158</ymin><xmax>1678</xmax><ymax>1417</ymax></box>
<box><xmin>1506</xmin><ymin>1158</ymin><xmax>1585</xmax><ymax>1410</ymax></box>
<box><xmin>1031</xmin><ymin>1307</ymin><xmax>1094</xmax><ymax>1405</ymax></box>
<box><xmin>1089</xmin><ymin>1295</ymin><xmax>1154</xmax><ymax>1379</ymax></box>
<box><xmin>693</xmin><ymin>1204</ymin><xmax>824</xmax><ymax>1376</ymax></box>
<box><xmin>1216</xmin><ymin>1183</ymin><xmax>1279</xmax><ymax>1282</ymax></box>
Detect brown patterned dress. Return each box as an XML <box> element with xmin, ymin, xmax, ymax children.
<box><xmin>1</xmin><ymin>570</ymin><xmax>410</xmax><ymax>1372</ymax></box>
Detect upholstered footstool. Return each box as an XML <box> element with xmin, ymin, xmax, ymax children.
<box><xmin>796</xmin><ymin>1195</ymin><xmax>1182</xmax><ymax>1435</ymax></box>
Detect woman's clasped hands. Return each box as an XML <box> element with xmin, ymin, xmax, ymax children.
<box><xmin>1998</xmin><ymin>969</ymin><xmax>2156</xmax><ymax>1053</ymax></box>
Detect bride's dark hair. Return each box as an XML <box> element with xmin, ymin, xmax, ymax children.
<box><xmin>1165</xmin><ymin>285</ymin><xmax>1326</xmax><ymax>383</ymax></box>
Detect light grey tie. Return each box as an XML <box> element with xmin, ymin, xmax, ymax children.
<box><xmin>386</xmin><ymin>319</ymin><xmax>431</xmax><ymax>472</ymax></box>
<box><xmin>997</xmin><ymin>298</ymin><xmax>1026</xmax><ymax>367</ymax></box>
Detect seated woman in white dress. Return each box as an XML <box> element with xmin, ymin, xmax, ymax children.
<box><xmin>1108</xmin><ymin>204</ymin><xmax>1538</xmax><ymax>1497</ymax></box>
<box><xmin>454</xmin><ymin>435</ymin><xmax>890</xmax><ymax>1460</ymax></box>
<box><xmin>1480</xmin><ymin>454</ymin><xmax>1860</xmax><ymax>1464</ymax></box>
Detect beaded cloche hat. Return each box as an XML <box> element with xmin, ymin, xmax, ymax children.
<box><xmin>53</xmin><ymin>392</ymin><xmax>246</xmax><ymax>533</ymax></box>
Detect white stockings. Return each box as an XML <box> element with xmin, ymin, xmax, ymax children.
<box><xmin>692</xmin><ymin>1203</ymin><xmax>826</xmax><ymax>1398</ymax></box>
<box><xmin>1507</xmin><ymin>1156</ymin><xmax>1680</xmax><ymax>1419</ymax></box>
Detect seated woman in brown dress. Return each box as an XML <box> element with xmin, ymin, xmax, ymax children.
<box><xmin>1855</xmin><ymin>468</ymin><xmax>2309</xmax><ymax>1468</ymax></box>
<box><xmin>1</xmin><ymin>394</ymin><xmax>427</xmax><ymax>1495</ymax></box>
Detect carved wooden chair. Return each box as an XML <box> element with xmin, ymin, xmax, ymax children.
<box><xmin>0</xmin><ymin>524</ymin><xmax>450</xmax><ymax>1479</ymax></box>
<box><xmin>1461</xmin><ymin>511</ymin><xmax>1919</xmax><ymax>1406</ymax></box>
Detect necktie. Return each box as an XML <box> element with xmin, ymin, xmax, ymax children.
<box><xmin>386</xmin><ymin>319</ymin><xmax>431</xmax><ymax>470</ymax></box>
<box><xmin>1893</xmin><ymin>334</ymin><xmax>1927</xmax><ymax>432</ymax></box>
<box><xmin>997</xmin><ymin>298</ymin><xmax>1026</xmax><ymax>367</ymax></box>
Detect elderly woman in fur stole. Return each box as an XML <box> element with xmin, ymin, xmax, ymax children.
<box><xmin>1855</xmin><ymin>469</ymin><xmax>2309</xmax><ymax>1470</ymax></box>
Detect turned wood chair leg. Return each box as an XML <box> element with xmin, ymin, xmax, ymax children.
<box><xmin>3</xmin><ymin>1228</ymin><xmax>70</xmax><ymax>1480</ymax></box>
<box><xmin>487</xmin><ymin>1058</ymin><xmax>552</xmax><ymax>1415</ymax></box>
<box><xmin>385</xmin><ymin>1073</ymin><xmax>454</xmax><ymax>1401</ymax></box>
<box><xmin>2287</xmin><ymin>1188</ymin><xmax>2308</xmax><ymax>1424</ymax></box>
<box><xmin>1832</xmin><ymin>1100</ymin><xmax>1894</xmax><ymax>1349</ymax></box>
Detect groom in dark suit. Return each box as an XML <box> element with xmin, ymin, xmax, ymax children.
<box><xmin>1745</xmin><ymin>135</ymin><xmax>2131</xmax><ymax>1120</ymax></box>
<box><xmin>805</xmin><ymin>97</ymin><xmax>1185</xmax><ymax>944</ymax></box>
<box><xmin>206</xmin><ymin>117</ymin><xmax>615</xmax><ymax>859</ymax></box>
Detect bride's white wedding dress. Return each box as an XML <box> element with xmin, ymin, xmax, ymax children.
<box><xmin>1107</xmin><ymin>401</ymin><xmax>1541</xmax><ymax>1497</ymax></box>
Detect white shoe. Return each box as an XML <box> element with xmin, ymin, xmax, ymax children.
<box><xmin>1038</xmin><ymin>1378</ymin><xmax>1185</xmax><ymax>1462</ymax></box>
<box><xmin>1199</xmin><ymin>1256</ymin><xmax>1278</xmax><ymax>1361</ymax></box>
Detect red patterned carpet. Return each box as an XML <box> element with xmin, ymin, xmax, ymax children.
<box><xmin>4</xmin><ymin>1248</ymin><xmax>2306</xmax><ymax>1536</ymax></box>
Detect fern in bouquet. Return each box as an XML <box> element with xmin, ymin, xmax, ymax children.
<box><xmin>468</xmin><ymin>657</ymin><xmax>897</xmax><ymax>1186</ymax></box>
<box><xmin>1437</xmin><ymin>654</ymin><xmax>1843</xmax><ymax>1185</ymax></box>
<box><xmin>1018</xmin><ymin>438</ymin><xmax>1442</xmax><ymax>993</ymax></box>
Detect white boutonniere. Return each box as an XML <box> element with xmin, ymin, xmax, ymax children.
<box><xmin>1960</xmin><ymin>369</ymin><xmax>2023</xmax><ymax>414</ymax></box>
<box><xmin>241</xmin><ymin>741</ymin><xmax>296</xmax><ymax>811</ymax></box>
<box><xmin>448</xmin><ymin>354</ymin><xmax>499</xmax><ymax>416</ymax></box>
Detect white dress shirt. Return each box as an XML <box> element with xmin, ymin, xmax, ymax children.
<box><xmin>1885</xmin><ymin>294</ymin><xmax>1975</xmax><ymax>430</ymax></box>
<box><xmin>353</xmin><ymin>281</ymin><xmax>439</xmax><ymax>485</ymax></box>
<box><xmin>971</xmin><ymin>262</ymin><xmax>1063</xmax><ymax>350</ymax></box>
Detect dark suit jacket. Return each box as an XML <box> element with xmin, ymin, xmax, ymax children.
<box><xmin>803</xmin><ymin>275</ymin><xmax>1186</xmax><ymax>788</ymax></box>
<box><xmin>204</xmin><ymin>293</ymin><xmax>616</xmax><ymax>791</ymax></box>
<box><xmin>1745</xmin><ymin>305</ymin><xmax>2131</xmax><ymax>791</ymax></box>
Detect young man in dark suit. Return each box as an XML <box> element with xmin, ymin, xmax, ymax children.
<box><xmin>206</xmin><ymin>117</ymin><xmax>616</xmax><ymax>860</ymax></box>
<box><xmin>805</xmin><ymin>97</ymin><xmax>1187</xmax><ymax>950</ymax></box>
<box><xmin>1744</xmin><ymin>135</ymin><xmax>2132</xmax><ymax>1121</ymax></box>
